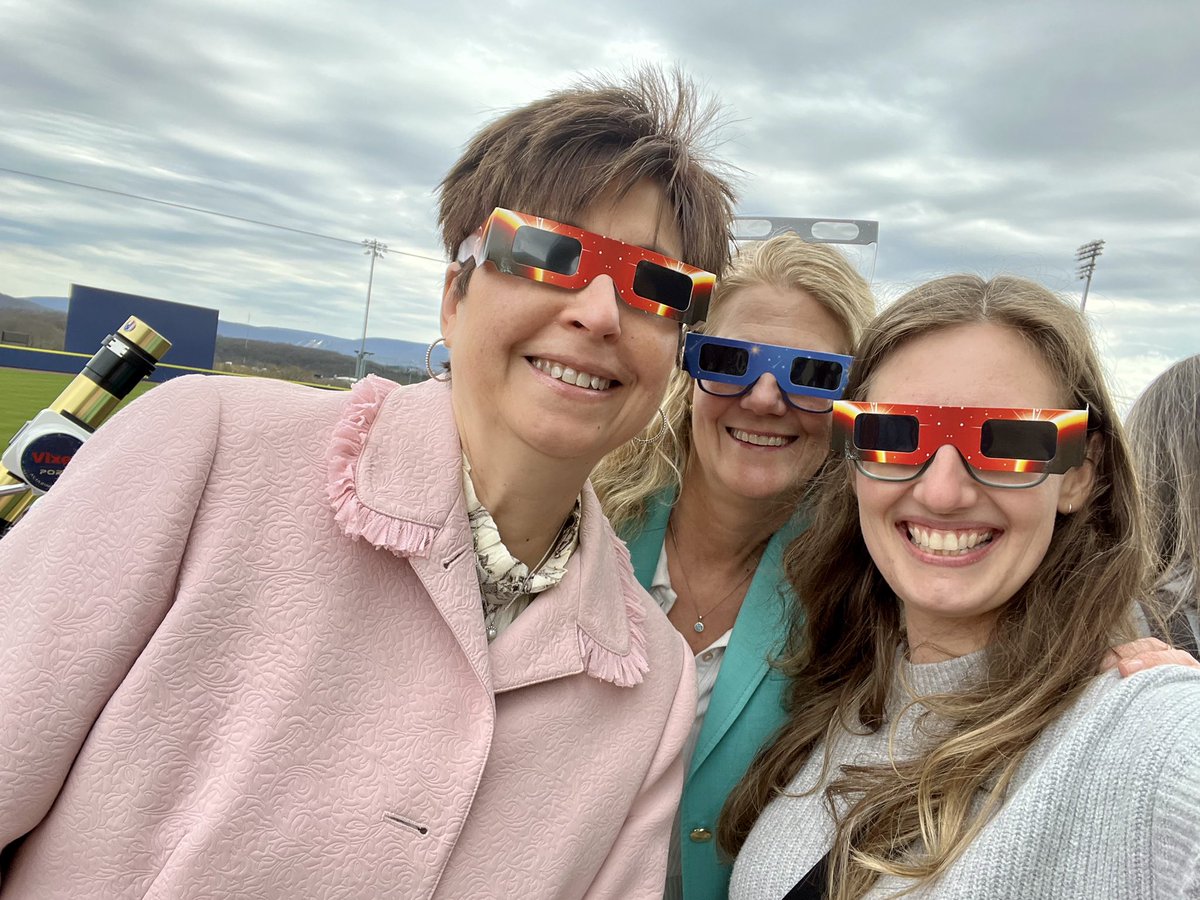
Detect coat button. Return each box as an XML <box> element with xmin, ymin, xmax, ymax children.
<box><xmin>689</xmin><ymin>827</ymin><xmax>713</xmax><ymax>843</ymax></box>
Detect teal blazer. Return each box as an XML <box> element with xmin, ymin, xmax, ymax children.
<box><xmin>622</xmin><ymin>491</ymin><xmax>804</xmax><ymax>900</ymax></box>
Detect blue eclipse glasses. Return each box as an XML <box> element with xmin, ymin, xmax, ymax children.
<box><xmin>681</xmin><ymin>333</ymin><xmax>853</xmax><ymax>413</ymax></box>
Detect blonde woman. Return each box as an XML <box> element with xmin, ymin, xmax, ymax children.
<box><xmin>722</xmin><ymin>275</ymin><xmax>1200</xmax><ymax>899</ymax></box>
<box><xmin>1127</xmin><ymin>353</ymin><xmax>1200</xmax><ymax>655</ymax></box>
<box><xmin>594</xmin><ymin>234</ymin><xmax>875</xmax><ymax>899</ymax></box>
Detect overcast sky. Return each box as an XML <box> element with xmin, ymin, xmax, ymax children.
<box><xmin>1</xmin><ymin>0</ymin><xmax>1196</xmax><ymax>407</ymax></box>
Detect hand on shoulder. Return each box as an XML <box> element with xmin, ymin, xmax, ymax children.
<box><xmin>1101</xmin><ymin>637</ymin><xmax>1200</xmax><ymax>678</ymax></box>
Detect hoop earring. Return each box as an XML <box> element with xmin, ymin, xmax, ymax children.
<box><xmin>633</xmin><ymin>408</ymin><xmax>668</xmax><ymax>445</ymax></box>
<box><xmin>425</xmin><ymin>337</ymin><xmax>451</xmax><ymax>382</ymax></box>
<box><xmin>1067</xmin><ymin>502</ymin><xmax>1074</xmax><ymax>514</ymax></box>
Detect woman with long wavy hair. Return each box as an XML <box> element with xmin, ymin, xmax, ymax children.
<box><xmin>1127</xmin><ymin>353</ymin><xmax>1200</xmax><ymax>656</ymax></box>
<box><xmin>721</xmin><ymin>275</ymin><xmax>1200</xmax><ymax>899</ymax></box>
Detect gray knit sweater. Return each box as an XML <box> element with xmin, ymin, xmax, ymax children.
<box><xmin>729</xmin><ymin>657</ymin><xmax>1200</xmax><ymax>899</ymax></box>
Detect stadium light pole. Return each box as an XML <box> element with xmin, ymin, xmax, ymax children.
<box><xmin>1075</xmin><ymin>239</ymin><xmax>1105</xmax><ymax>312</ymax></box>
<box><xmin>355</xmin><ymin>239</ymin><xmax>389</xmax><ymax>380</ymax></box>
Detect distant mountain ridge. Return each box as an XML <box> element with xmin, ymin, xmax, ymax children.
<box><xmin>3</xmin><ymin>294</ymin><xmax>63</xmax><ymax>314</ymax></box>
<box><xmin>9</xmin><ymin>295</ymin><xmax>445</xmax><ymax>369</ymax></box>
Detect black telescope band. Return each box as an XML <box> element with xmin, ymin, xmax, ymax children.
<box><xmin>74</xmin><ymin>332</ymin><xmax>161</xmax><ymax>421</ymax></box>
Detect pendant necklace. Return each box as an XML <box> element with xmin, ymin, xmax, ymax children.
<box><xmin>482</xmin><ymin>514</ymin><xmax>571</xmax><ymax>640</ymax></box>
<box><xmin>667</xmin><ymin>519</ymin><xmax>757</xmax><ymax>634</ymax></box>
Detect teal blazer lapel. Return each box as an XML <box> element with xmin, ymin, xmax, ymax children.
<box><xmin>624</xmin><ymin>490</ymin><xmax>674</xmax><ymax>588</ymax></box>
<box><xmin>687</xmin><ymin>515</ymin><xmax>804</xmax><ymax>779</ymax></box>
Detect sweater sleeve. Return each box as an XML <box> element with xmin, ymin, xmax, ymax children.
<box><xmin>0</xmin><ymin>375</ymin><xmax>221</xmax><ymax>871</ymax></box>
<box><xmin>1150</xmin><ymin>677</ymin><xmax>1200</xmax><ymax>897</ymax></box>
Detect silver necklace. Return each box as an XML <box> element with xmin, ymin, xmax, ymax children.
<box><xmin>482</xmin><ymin>517</ymin><xmax>571</xmax><ymax>640</ymax></box>
<box><xmin>667</xmin><ymin>519</ymin><xmax>757</xmax><ymax>634</ymax></box>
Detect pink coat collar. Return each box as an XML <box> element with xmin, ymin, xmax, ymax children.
<box><xmin>326</xmin><ymin>375</ymin><xmax>648</xmax><ymax>687</ymax></box>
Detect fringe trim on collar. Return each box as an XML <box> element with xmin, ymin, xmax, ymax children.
<box><xmin>326</xmin><ymin>375</ymin><xmax>435</xmax><ymax>558</ymax></box>
<box><xmin>578</xmin><ymin>539</ymin><xmax>650</xmax><ymax>687</ymax></box>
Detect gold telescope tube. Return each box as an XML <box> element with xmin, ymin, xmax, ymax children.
<box><xmin>0</xmin><ymin>317</ymin><xmax>171</xmax><ymax>537</ymax></box>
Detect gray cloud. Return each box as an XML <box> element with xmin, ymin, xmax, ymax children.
<box><xmin>0</xmin><ymin>0</ymin><xmax>1195</xmax><ymax>403</ymax></box>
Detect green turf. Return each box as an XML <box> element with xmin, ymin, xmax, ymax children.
<box><xmin>0</xmin><ymin>368</ymin><xmax>157</xmax><ymax>444</ymax></box>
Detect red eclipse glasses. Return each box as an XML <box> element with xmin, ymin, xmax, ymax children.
<box><xmin>455</xmin><ymin>208</ymin><xmax>715</xmax><ymax>325</ymax></box>
<box><xmin>832</xmin><ymin>401</ymin><xmax>1089</xmax><ymax>488</ymax></box>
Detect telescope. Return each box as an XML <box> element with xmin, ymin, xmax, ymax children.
<box><xmin>0</xmin><ymin>317</ymin><xmax>171</xmax><ymax>538</ymax></box>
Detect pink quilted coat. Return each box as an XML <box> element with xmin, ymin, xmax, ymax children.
<box><xmin>0</xmin><ymin>374</ymin><xmax>696</xmax><ymax>899</ymax></box>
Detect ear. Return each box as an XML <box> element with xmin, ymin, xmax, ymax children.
<box><xmin>440</xmin><ymin>262</ymin><xmax>464</xmax><ymax>345</ymax></box>
<box><xmin>1058</xmin><ymin>433</ymin><xmax>1101</xmax><ymax>514</ymax></box>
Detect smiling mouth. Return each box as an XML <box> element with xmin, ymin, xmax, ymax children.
<box><xmin>905</xmin><ymin>523</ymin><xmax>998</xmax><ymax>556</ymax></box>
<box><xmin>529</xmin><ymin>357</ymin><xmax>616</xmax><ymax>392</ymax></box>
<box><xmin>728</xmin><ymin>427</ymin><xmax>796</xmax><ymax>448</ymax></box>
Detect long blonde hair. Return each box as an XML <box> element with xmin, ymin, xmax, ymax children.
<box><xmin>718</xmin><ymin>275</ymin><xmax>1150</xmax><ymax>899</ymax></box>
<box><xmin>593</xmin><ymin>233</ymin><xmax>874</xmax><ymax>533</ymax></box>
<box><xmin>1126</xmin><ymin>353</ymin><xmax>1200</xmax><ymax>618</ymax></box>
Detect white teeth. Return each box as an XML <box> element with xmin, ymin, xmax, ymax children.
<box><xmin>906</xmin><ymin>524</ymin><xmax>994</xmax><ymax>556</ymax></box>
<box><xmin>531</xmin><ymin>358</ymin><xmax>612</xmax><ymax>392</ymax></box>
<box><xmin>731</xmin><ymin>428</ymin><xmax>789</xmax><ymax>447</ymax></box>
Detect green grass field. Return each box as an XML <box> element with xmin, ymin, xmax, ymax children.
<box><xmin>0</xmin><ymin>367</ymin><xmax>158</xmax><ymax>442</ymax></box>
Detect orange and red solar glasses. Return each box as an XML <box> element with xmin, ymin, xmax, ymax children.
<box><xmin>456</xmin><ymin>208</ymin><xmax>715</xmax><ymax>324</ymax></box>
<box><xmin>833</xmin><ymin>401</ymin><xmax>1089</xmax><ymax>487</ymax></box>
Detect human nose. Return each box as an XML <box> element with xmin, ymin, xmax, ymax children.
<box><xmin>740</xmin><ymin>374</ymin><xmax>787</xmax><ymax>415</ymax></box>
<box><xmin>569</xmin><ymin>274</ymin><xmax>622</xmax><ymax>339</ymax></box>
<box><xmin>911</xmin><ymin>445</ymin><xmax>979</xmax><ymax>511</ymax></box>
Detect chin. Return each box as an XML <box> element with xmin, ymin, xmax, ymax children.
<box><xmin>533</xmin><ymin>429</ymin><xmax>616</xmax><ymax>464</ymax></box>
<box><xmin>731</xmin><ymin>480</ymin><xmax>802</xmax><ymax>507</ymax></box>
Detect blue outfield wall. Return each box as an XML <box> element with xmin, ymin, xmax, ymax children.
<box><xmin>65</xmin><ymin>285</ymin><xmax>218</xmax><ymax>372</ymax></box>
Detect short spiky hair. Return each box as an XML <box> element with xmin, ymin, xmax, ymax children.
<box><xmin>437</xmin><ymin>66</ymin><xmax>737</xmax><ymax>281</ymax></box>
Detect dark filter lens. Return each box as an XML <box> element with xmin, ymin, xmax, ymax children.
<box><xmin>981</xmin><ymin>419</ymin><xmax>1057</xmax><ymax>460</ymax></box>
<box><xmin>84</xmin><ymin>337</ymin><xmax>157</xmax><ymax>399</ymax></box>
<box><xmin>855</xmin><ymin>413</ymin><xmax>920</xmax><ymax>452</ymax></box>
<box><xmin>790</xmin><ymin>356</ymin><xmax>843</xmax><ymax>391</ymax></box>
<box><xmin>511</xmin><ymin>227</ymin><xmax>581</xmax><ymax>275</ymax></box>
<box><xmin>698</xmin><ymin>342</ymin><xmax>749</xmax><ymax>377</ymax></box>
<box><xmin>632</xmin><ymin>260</ymin><xmax>691</xmax><ymax>311</ymax></box>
